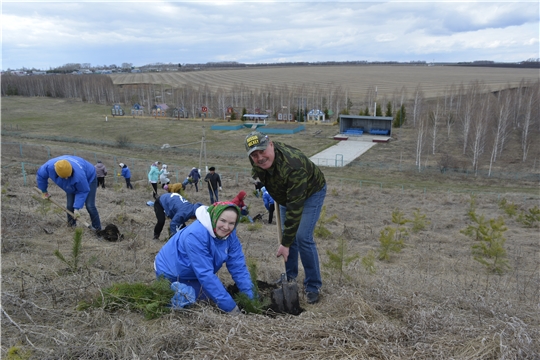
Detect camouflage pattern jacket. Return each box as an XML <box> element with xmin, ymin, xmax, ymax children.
<box><xmin>250</xmin><ymin>141</ymin><xmax>325</xmax><ymax>247</ymax></box>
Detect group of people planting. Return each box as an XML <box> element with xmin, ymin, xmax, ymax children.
<box><xmin>36</xmin><ymin>130</ymin><xmax>326</xmax><ymax>314</ymax></box>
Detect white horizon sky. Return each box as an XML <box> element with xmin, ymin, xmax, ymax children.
<box><xmin>2</xmin><ymin>1</ymin><xmax>539</xmax><ymax>70</ymax></box>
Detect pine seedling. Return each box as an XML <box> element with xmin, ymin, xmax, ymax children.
<box><xmin>516</xmin><ymin>205</ymin><xmax>540</xmax><ymax>228</ymax></box>
<box><xmin>79</xmin><ymin>277</ymin><xmax>175</xmax><ymax>319</ymax></box>
<box><xmin>467</xmin><ymin>194</ymin><xmax>477</xmax><ymax>218</ymax></box>
<box><xmin>391</xmin><ymin>209</ymin><xmax>410</xmax><ymax>239</ymax></box>
<box><xmin>411</xmin><ymin>208</ymin><xmax>430</xmax><ymax>233</ymax></box>
<box><xmin>461</xmin><ymin>210</ymin><xmax>510</xmax><ymax>274</ymax></box>
<box><xmin>378</xmin><ymin>227</ymin><xmax>405</xmax><ymax>261</ymax></box>
<box><xmin>35</xmin><ymin>194</ymin><xmax>52</xmax><ymax>215</ymax></box>
<box><xmin>361</xmin><ymin>250</ymin><xmax>377</xmax><ymax>274</ymax></box>
<box><xmin>498</xmin><ymin>198</ymin><xmax>518</xmax><ymax>218</ymax></box>
<box><xmin>54</xmin><ymin>227</ymin><xmax>83</xmax><ymax>273</ymax></box>
<box><xmin>246</xmin><ymin>222</ymin><xmax>262</xmax><ymax>231</ymax></box>
<box><xmin>234</xmin><ymin>259</ymin><xmax>270</xmax><ymax>314</ymax></box>
<box><xmin>314</xmin><ymin>205</ymin><xmax>337</xmax><ymax>238</ymax></box>
<box><xmin>378</xmin><ymin>209</ymin><xmax>408</xmax><ymax>261</ymax></box>
<box><xmin>323</xmin><ymin>236</ymin><xmax>360</xmax><ymax>283</ymax></box>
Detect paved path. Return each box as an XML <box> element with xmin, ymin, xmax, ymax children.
<box><xmin>309</xmin><ymin>135</ymin><xmax>389</xmax><ymax>167</ymax></box>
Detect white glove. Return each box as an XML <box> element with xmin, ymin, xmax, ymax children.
<box><xmin>228</xmin><ymin>305</ymin><xmax>241</xmax><ymax>316</ymax></box>
<box><xmin>73</xmin><ymin>209</ymin><xmax>81</xmax><ymax>219</ymax></box>
<box><xmin>219</xmin><ymin>187</ymin><xmax>222</xmax><ymax>191</ymax></box>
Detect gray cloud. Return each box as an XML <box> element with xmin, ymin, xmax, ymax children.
<box><xmin>2</xmin><ymin>1</ymin><xmax>538</xmax><ymax>70</ymax></box>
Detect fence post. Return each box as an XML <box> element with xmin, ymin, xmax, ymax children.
<box><xmin>46</xmin><ymin>146</ymin><xmax>51</xmax><ymax>159</ymax></box>
<box><xmin>22</xmin><ymin>162</ymin><xmax>27</xmax><ymax>186</ymax></box>
<box><xmin>19</xmin><ymin>144</ymin><xmax>23</xmax><ymax>157</ymax></box>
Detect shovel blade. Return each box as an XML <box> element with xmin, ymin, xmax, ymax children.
<box><xmin>270</xmin><ymin>274</ymin><xmax>301</xmax><ymax>315</ymax></box>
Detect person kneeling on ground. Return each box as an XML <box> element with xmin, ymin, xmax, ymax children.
<box><xmin>154</xmin><ymin>202</ymin><xmax>254</xmax><ymax>314</ymax></box>
<box><xmin>153</xmin><ymin>192</ymin><xmax>203</xmax><ymax>241</ymax></box>
<box><xmin>231</xmin><ymin>190</ymin><xmax>253</xmax><ymax>223</ymax></box>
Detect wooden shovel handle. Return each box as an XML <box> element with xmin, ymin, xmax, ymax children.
<box><xmin>33</xmin><ymin>187</ymin><xmax>91</xmax><ymax>228</ymax></box>
<box><xmin>275</xmin><ymin>202</ymin><xmax>282</xmax><ymax>246</ymax></box>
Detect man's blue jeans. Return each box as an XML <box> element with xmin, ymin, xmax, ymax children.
<box><xmin>208</xmin><ymin>187</ymin><xmax>219</xmax><ymax>204</ymax></box>
<box><xmin>279</xmin><ymin>184</ymin><xmax>326</xmax><ymax>294</ymax></box>
<box><xmin>66</xmin><ymin>177</ymin><xmax>101</xmax><ymax>230</ymax></box>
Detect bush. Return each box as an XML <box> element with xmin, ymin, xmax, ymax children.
<box><xmin>116</xmin><ymin>135</ymin><xmax>131</xmax><ymax>148</ymax></box>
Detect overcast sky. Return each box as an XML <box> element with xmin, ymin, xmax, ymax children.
<box><xmin>2</xmin><ymin>1</ymin><xmax>539</xmax><ymax>70</ymax></box>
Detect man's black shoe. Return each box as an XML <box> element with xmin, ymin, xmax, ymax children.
<box><xmin>306</xmin><ymin>292</ymin><xmax>319</xmax><ymax>304</ymax></box>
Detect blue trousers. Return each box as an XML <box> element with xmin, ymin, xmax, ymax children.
<box><xmin>208</xmin><ymin>187</ymin><xmax>219</xmax><ymax>204</ymax></box>
<box><xmin>279</xmin><ymin>184</ymin><xmax>326</xmax><ymax>294</ymax></box>
<box><xmin>66</xmin><ymin>177</ymin><xmax>101</xmax><ymax>230</ymax></box>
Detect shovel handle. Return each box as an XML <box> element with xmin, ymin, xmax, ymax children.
<box><xmin>33</xmin><ymin>187</ymin><xmax>91</xmax><ymax>228</ymax></box>
<box><xmin>275</xmin><ymin>202</ymin><xmax>282</xmax><ymax>246</ymax></box>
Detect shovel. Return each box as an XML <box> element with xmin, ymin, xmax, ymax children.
<box><xmin>270</xmin><ymin>202</ymin><xmax>301</xmax><ymax>315</ymax></box>
<box><xmin>33</xmin><ymin>187</ymin><xmax>91</xmax><ymax>228</ymax></box>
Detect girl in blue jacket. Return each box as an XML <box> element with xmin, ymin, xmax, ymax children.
<box><xmin>154</xmin><ymin>202</ymin><xmax>254</xmax><ymax>314</ymax></box>
<box><xmin>118</xmin><ymin>163</ymin><xmax>133</xmax><ymax>189</ymax></box>
<box><xmin>37</xmin><ymin>155</ymin><xmax>101</xmax><ymax>231</ymax></box>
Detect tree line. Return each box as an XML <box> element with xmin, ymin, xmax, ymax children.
<box><xmin>2</xmin><ymin>74</ymin><xmax>538</xmax><ymax>176</ymax></box>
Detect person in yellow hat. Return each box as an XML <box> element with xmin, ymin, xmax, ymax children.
<box><xmin>36</xmin><ymin>155</ymin><xmax>102</xmax><ymax>232</ymax></box>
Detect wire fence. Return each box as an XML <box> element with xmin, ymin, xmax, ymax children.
<box><xmin>2</xmin><ymin>141</ymin><xmax>539</xmax><ymax>205</ymax></box>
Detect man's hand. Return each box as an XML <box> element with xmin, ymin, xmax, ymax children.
<box><xmin>277</xmin><ymin>245</ymin><xmax>289</xmax><ymax>262</ymax></box>
<box><xmin>73</xmin><ymin>209</ymin><xmax>81</xmax><ymax>219</ymax></box>
<box><xmin>42</xmin><ymin>192</ymin><xmax>51</xmax><ymax>199</ymax></box>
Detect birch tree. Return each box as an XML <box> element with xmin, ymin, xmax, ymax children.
<box><xmin>459</xmin><ymin>81</ymin><xmax>483</xmax><ymax>155</ymax></box>
<box><xmin>470</xmin><ymin>92</ymin><xmax>491</xmax><ymax>175</ymax></box>
<box><xmin>520</xmin><ymin>81</ymin><xmax>539</xmax><ymax>161</ymax></box>
<box><xmin>430</xmin><ymin>99</ymin><xmax>440</xmax><ymax>155</ymax></box>
<box><xmin>412</xmin><ymin>84</ymin><xmax>424</xmax><ymax>127</ymax></box>
<box><xmin>415</xmin><ymin>112</ymin><xmax>429</xmax><ymax>170</ymax></box>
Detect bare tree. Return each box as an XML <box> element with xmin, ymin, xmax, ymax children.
<box><xmin>488</xmin><ymin>87</ymin><xmax>513</xmax><ymax>176</ymax></box>
<box><xmin>520</xmin><ymin>80</ymin><xmax>539</xmax><ymax>161</ymax></box>
<box><xmin>415</xmin><ymin>112</ymin><xmax>429</xmax><ymax>170</ymax></box>
<box><xmin>430</xmin><ymin>98</ymin><xmax>441</xmax><ymax>155</ymax></box>
<box><xmin>470</xmin><ymin>91</ymin><xmax>491</xmax><ymax>175</ymax></box>
<box><xmin>459</xmin><ymin>81</ymin><xmax>483</xmax><ymax>155</ymax></box>
<box><xmin>412</xmin><ymin>84</ymin><xmax>424</xmax><ymax>127</ymax></box>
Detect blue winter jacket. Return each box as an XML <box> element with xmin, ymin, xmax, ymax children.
<box><xmin>189</xmin><ymin>168</ymin><xmax>201</xmax><ymax>181</ymax></box>
<box><xmin>159</xmin><ymin>193</ymin><xmax>202</xmax><ymax>236</ymax></box>
<box><xmin>121</xmin><ymin>166</ymin><xmax>131</xmax><ymax>179</ymax></box>
<box><xmin>263</xmin><ymin>190</ymin><xmax>275</xmax><ymax>210</ymax></box>
<box><xmin>36</xmin><ymin>155</ymin><xmax>96</xmax><ymax>210</ymax></box>
<box><xmin>154</xmin><ymin>206</ymin><xmax>254</xmax><ymax>312</ymax></box>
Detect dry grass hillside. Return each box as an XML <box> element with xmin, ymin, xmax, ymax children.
<box><xmin>1</xmin><ymin>95</ymin><xmax>539</xmax><ymax>359</ymax></box>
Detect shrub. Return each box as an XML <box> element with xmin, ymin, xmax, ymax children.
<box><xmin>116</xmin><ymin>135</ymin><xmax>131</xmax><ymax>148</ymax></box>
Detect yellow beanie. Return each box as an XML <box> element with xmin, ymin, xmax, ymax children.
<box><xmin>54</xmin><ymin>160</ymin><xmax>72</xmax><ymax>178</ymax></box>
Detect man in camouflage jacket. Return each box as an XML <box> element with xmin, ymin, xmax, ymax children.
<box><xmin>245</xmin><ymin>131</ymin><xmax>326</xmax><ymax>304</ymax></box>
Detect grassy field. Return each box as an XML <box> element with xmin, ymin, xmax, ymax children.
<box><xmin>1</xmin><ymin>92</ymin><xmax>539</xmax><ymax>358</ymax></box>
